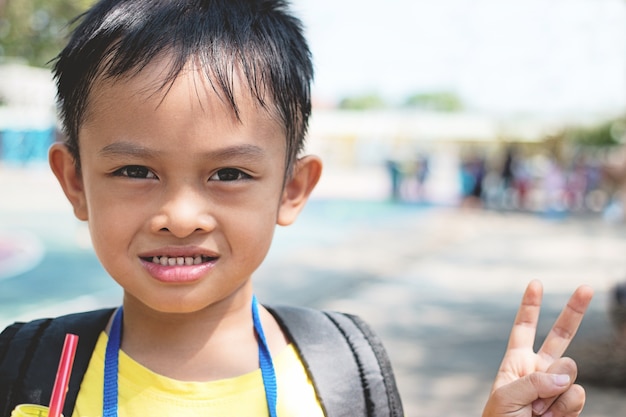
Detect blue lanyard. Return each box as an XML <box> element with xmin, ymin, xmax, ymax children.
<box><xmin>103</xmin><ymin>295</ymin><xmax>278</xmax><ymax>417</ymax></box>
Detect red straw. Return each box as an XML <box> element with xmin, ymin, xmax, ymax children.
<box><xmin>48</xmin><ymin>333</ymin><xmax>79</xmax><ymax>417</ymax></box>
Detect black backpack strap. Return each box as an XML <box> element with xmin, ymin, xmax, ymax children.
<box><xmin>0</xmin><ymin>318</ymin><xmax>52</xmax><ymax>417</ymax></box>
<box><xmin>0</xmin><ymin>308</ymin><xmax>115</xmax><ymax>417</ymax></box>
<box><xmin>267</xmin><ymin>305</ymin><xmax>403</xmax><ymax>417</ymax></box>
<box><xmin>0</xmin><ymin>322</ymin><xmax>25</xmax><ymax>369</ymax></box>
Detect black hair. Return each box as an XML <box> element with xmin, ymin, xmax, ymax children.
<box><xmin>53</xmin><ymin>0</ymin><xmax>313</xmax><ymax>176</ymax></box>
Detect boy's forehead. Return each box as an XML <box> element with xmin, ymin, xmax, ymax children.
<box><xmin>88</xmin><ymin>54</ymin><xmax>281</xmax><ymax>126</ymax></box>
<box><xmin>81</xmin><ymin>56</ymin><xmax>288</xmax><ymax>154</ymax></box>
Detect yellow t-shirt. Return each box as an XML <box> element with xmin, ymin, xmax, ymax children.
<box><xmin>72</xmin><ymin>332</ymin><xmax>325</xmax><ymax>417</ymax></box>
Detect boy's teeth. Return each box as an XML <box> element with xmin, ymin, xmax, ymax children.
<box><xmin>151</xmin><ymin>255</ymin><xmax>207</xmax><ymax>265</ymax></box>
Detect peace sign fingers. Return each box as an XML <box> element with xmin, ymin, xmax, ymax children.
<box><xmin>484</xmin><ymin>282</ymin><xmax>594</xmax><ymax>417</ymax></box>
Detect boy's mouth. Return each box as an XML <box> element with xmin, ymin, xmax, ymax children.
<box><xmin>141</xmin><ymin>255</ymin><xmax>218</xmax><ymax>266</ymax></box>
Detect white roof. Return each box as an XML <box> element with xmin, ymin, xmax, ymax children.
<box><xmin>0</xmin><ymin>63</ymin><xmax>57</xmax><ymax>130</ymax></box>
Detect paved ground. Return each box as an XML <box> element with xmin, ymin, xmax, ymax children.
<box><xmin>253</xmin><ymin>198</ymin><xmax>626</xmax><ymax>417</ymax></box>
<box><xmin>2</xmin><ymin>165</ymin><xmax>626</xmax><ymax>416</ymax></box>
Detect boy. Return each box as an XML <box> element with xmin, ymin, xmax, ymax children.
<box><xmin>0</xmin><ymin>0</ymin><xmax>593</xmax><ymax>416</ymax></box>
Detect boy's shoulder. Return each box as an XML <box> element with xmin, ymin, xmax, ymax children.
<box><xmin>0</xmin><ymin>306</ymin><xmax>403</xmax><ymax>417</ymax></box>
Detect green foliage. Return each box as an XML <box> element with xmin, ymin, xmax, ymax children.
<box><xmin>338</xmin><ymin>93</ymin><xmax>386</xmax><ymax>110</ymax></box>
<box><xmin>403</xmin><ymin>91</ymin><xmax>463</xmax><ymax>112</ymax></box>
<box><xmin>337</xmin><ymin>91</ymin><xmax>465</xmax><ymax>111</ymax></box>
<box><xmin>0</xmin><ymin>0</ymin><xmax>94</xmax><ymax>67</ymax></box>
<box><xmin>566</xmin><ymin>119</ymin><xmax>626</xmax><ymax>148</ymax></box>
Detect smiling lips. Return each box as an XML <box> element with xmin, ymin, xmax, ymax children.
<box><xmin>140</xmin><ymin>254</ymin><xmax>218</xmax><ymax>283</ymax></box>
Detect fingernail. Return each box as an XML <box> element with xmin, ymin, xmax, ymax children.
<box><xmin>543</xmin><ymin>412</ymin><xmax>553</xmax><ymax>417</ymax></box>
<box><xmin>553</xmin><ymin>374</ymin><xmax>570</xmax><ymax>386</ymax></box>
<box><xmin>532</xmin><ymin>399</ymin><xmax>545</xmax><ymax>414</ymax></box>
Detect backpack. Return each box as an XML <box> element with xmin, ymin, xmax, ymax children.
<box><xmin>0</xmin><ymin>306</ymin><xmax>403</xmax><ymax>417</ymax></box>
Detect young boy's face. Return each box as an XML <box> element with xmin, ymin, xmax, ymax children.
<box><xmin>50</xmin><ymin>58</ymin><xmax>320</xmax><ymax>314</ymax></box>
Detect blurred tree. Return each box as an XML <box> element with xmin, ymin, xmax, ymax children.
<box><xmin>338</xmin><ymin>93</ymin><xmax>386</xmax><ymax>110</ymax></box>
<box><xmin>403</xmin><ymin>91</ymin><xmax>463</xmax><ymax>112</ymax></box>
<box><xmin>566</xmin><ymin>119</ymin><xmax>626</xmax><ymax>147</ymax></box>
<box><xmin>0</xmin><ymin>0</ymin><xmax>93</xmax><ymax>67</ymax></box>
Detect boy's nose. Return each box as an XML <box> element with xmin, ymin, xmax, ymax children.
<box><xmin>152</xmin><ymin>186</ymin><xmax>216</xmax><ymax>238</ymax></box>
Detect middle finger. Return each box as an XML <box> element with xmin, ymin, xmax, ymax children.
<box><xmin>537</xmin><ymin>285</ymin><xmax>593</xmax><ymax>365</ymax></box>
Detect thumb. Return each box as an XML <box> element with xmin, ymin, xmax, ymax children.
<box><xmin>484</xmin><ymin>373</ymin><xmax>571</xmax><ymax>417</ymax></box>
<box><xmin>531</xmin><ymin>357</ymin><xmax>579</xmax><ymax>415</ymax></box>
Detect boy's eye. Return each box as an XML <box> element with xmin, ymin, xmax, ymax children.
<box><xmin>113</xmin><ymin>165</ymin><xmax>157</xmax><ymax>179</ymax></box>
<box><xmin>209</xmin><ymin>168</ymin><xmax>251</xmax><ymax>182</ymax></box>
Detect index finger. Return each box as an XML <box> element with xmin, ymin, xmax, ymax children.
<box><xmin>506</xmin><ymin>280</ymin><xmax>544</xmax><ymax>351</ymax></box>
<box><xmin>538</xmin><ymin>285</ymin><xmax>594</xmax><ymax>365</ymax></box>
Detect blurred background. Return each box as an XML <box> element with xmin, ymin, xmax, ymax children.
<box><xmin>1</xmin><ymin>0</ymin><xmax>626</xmax><ymax>416</ymax></box>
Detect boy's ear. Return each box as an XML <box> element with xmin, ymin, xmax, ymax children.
<box><xmin>49</xmin><ymin>142</ymin><xmax>88</xmax><ymax>221</ymax></box>
<box><xmin>277</xmin><ymin>155</ymin><xmax>322</xmax><ymax>226</ymax></box>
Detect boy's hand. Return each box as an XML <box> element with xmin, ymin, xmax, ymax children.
<box><xmin>482</xmin><ymin>280</ymin><xmax>593</xmax><ymax>417</ymax></box>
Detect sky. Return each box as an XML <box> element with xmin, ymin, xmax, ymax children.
<box><xmin>290</xmin><ymin>0</ymin><xmax>626</xmax><ymax>119</ymax></box>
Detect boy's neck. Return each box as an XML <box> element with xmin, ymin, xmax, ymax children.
<box><xmin>111</xmin><ymin>286</ymin><xmax>288</xmax><ymax>381</ymax></box>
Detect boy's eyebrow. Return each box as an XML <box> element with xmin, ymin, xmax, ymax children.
<box><xmin>209</xmin><ymin>144</ymin><xmax>266</xmax><ymax>161</ymax></box>
<box><xmin>98</xmin><ymin>142</ymin><xmax>266</xmax><ymax>161</ymax></box>
<box><xmin>99</xmin><ymin>142</ymin><xmax>159</xmax><ymax>159</ymax></box>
